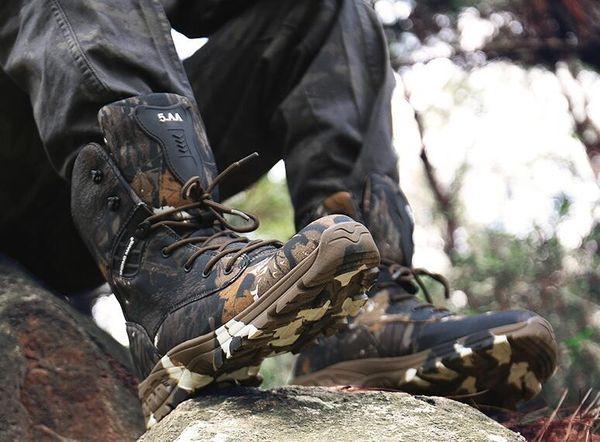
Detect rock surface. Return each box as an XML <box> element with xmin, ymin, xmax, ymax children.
<box><xmin>139</xmin><ymin>386</ymin><xmax>525</xmax><ymax>442</ymax></box>
<box><xmin>0</xmin><ymin>257</ymin><xmax>145</xmax><ymax>441</ymax></box>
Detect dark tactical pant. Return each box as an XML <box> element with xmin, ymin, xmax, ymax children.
<box><xmin>0</xmin><ymin>0</ymin><xmax>399</xmax><ymax>293</ymax></box>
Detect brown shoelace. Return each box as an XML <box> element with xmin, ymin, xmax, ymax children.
<box><xmin>137</xmin><ymin>153</ymin><xmax>282</xmax><ymax>275</ymax></box>
<box><xmin>382</xmin><ymin>258</ymin><xmax>450</xmax><ymax>308</ymax></box>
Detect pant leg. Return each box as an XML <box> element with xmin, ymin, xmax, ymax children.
<box><xmin>0</xmin><ymin>70</ymin><xmax>103</xmax><ymax>293</ymax></box>
<box><xmin>0</xmin><ymin>0</ymin><xmax>194</xmax><ymax>179</ymax></box>
<box><xmin>182</xmin><ymin>0</ymin><xmax>399</xmax><ymax>227</ymax></box>
<box><xmin>182</xmin><ymin>0</ymin><xmax>341</xmax><ymax>200</ymax></box>
<box><xmin>280</xmin><ymin>0</ymin><xmax>400</xmax><ymax>227</ymax></box>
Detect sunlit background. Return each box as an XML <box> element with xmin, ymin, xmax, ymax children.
<box><xmin>93</xmin><ymin>1</ymin><xmax>600</xmax><ymax>407</ymax></box>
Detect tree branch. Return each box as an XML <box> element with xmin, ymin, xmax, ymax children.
<box><xmin>554</xmin><ymin>60</ymin><xmax>600</xmax><ymax>179</ymax></box>
<box><xmin>400</xmin><ymin>79</ymin><xmax>459</xmax><ymax>262</ymax></box>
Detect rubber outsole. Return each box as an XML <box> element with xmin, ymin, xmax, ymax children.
<box><xmin>292</xmin><ymin>316</ymin><xmax>558</xmax><ymax>408</ymax></box>
<box><xmin>138</xmin><ymin>221</ymin><xmax>380</xmax><ymax>427</ymax></box>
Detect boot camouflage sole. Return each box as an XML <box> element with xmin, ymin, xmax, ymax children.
<box><xmin>293</xmin><ymin>315</ymin><xmax>557</xmax><ymax>407</ymax></box>
<box><xmin>139</xmin><ymin>221</ymin><xmax>379</xmax><ymax>426</ymax></box>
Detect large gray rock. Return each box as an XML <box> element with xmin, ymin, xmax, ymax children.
<box><xmin>139</xmin><ymin>386</ymin><xmax>525</xmax><ymax>442</ymax></box>
<box><xmin>0</xmin><ymin>257</ymin><xmax>145</xmax><ymax>441</ymax></box>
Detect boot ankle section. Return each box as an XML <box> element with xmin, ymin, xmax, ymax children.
<box><xmin>71</xmin><ymin>143</ymin><xmax>143</xmax><ymax>280</ymax></box>
<box><xmin>98</xmin><ymin>93</ymin><xmax>219</xmax><ymax>209</ymax></box>
<box><xmin>72</xmin><ymin>142</ymin><xmax>248</xmax><ymax>340</ymax></box>
<box><xmin>296</xmin><ymin>191</ymin><xmax>364</xmax><ymax>231</ymax></box>
<box><xmin>71</xmin><ymin>143</ymin><xmax>172</xmax><ymax>339</ymax></box>
<box><xmin>297</xmin><ymin>174</ymin><xmax>415</xmax><ymax>266</ymax></box>
<box><xmin>362</xmin><ymin>174</ymin><xmax>414</xmax><ymax>267</ymax></box>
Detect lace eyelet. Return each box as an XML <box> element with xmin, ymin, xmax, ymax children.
<box><xmin>223</xmin><ymin>266</ymin><xmax>233</xmax><ymax>275</ymax></box>
<box><xmin>183</xmin><ymin>263</ymin><xmax>193</xmax><ymax>273</ymax></box>
<box><xmin>201</xmin><ymin>269</ymin><xmax>211</xmax><ymax>278</ymax></box>
<box><xmin>90</xmin><ymin>169</ymin><xmax>103</xmax><ymax>183</ymax></box>
<box><xmin>161</xmin><ymin>248</ymin><xmax>170</xmax><ymax>258</ymax></box>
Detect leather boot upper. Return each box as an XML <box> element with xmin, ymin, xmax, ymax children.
<box><xmin>71</xmin><ymin>93</ymin><xmax>356</xmax><ymax>378</ymax></box>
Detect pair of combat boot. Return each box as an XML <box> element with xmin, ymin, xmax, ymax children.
<box><xmin>71</xmin><ymin>93</ymin><xmax>557</xmax><ymax>428</ymax></box>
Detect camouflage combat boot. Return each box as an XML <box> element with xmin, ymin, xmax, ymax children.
<box><xmin>70</xmin><ymin>93</ymin><xmax>380</xmax><ymax>427</ymax></box>
<box><xmin>292</xmin><ymin>173</ymin><xmax>558</xmax><ymax>407</ymax></box>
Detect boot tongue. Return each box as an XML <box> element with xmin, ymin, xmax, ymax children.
<box><xmin>98</xmin><ymin>93</ymin><xmax>218</xmax><ymax>210</ymax></box>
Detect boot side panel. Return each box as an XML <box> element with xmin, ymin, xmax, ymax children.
<box><xmin>71</xmin><ymin>143</ymin><xmax>141</xmax><ymax>281</ymax></box>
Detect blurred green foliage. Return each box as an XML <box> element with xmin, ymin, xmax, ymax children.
<box><xmin>225</xmin><ymin>176</ymin><xmax>295</xmax><ymax>242</ymax></box>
